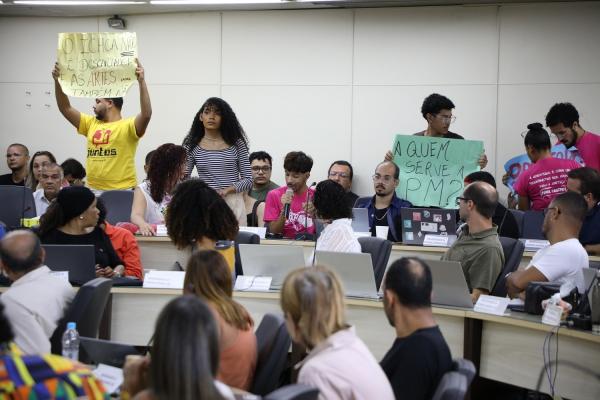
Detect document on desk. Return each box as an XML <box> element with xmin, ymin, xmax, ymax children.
<box><xmin>234</xmin><ymin>275</ymin><xmax>272</xmax><ymax>292</ymax></box>
<box><xmin>49</xmin><ymin>271</ymin><xmax>69</xmax><ymax>283</ymax></box>
<box><xmin>523</xmin><ymin>239</ymin><xmax>550</xmax><ymax>252</ymax></box>
<box><xmin>93</xmin><ymin>364</ymin><xmax>123</xmax><ymax>394</ymax></box>
<box><xmin>423</xmin><ymin>234</ymin><xmax>449</xmax><ymax>247</ymax></box>
<box><xmin>143</xmin><ymin>271</ymin><xmax>185</xmax><ymax>289</ymax></box>
<box><xmin>474</xmin><ymin>295</ymin><xmax>510</xmax><ymax>316</ymax></box>
<box><xmin>155</xmin><ymin>224</ymin><xmax>168</xmax><ymax>237</ymax></box>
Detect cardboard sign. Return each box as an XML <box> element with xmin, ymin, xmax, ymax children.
<box><xmin>392</xmin><ymin>135</ymin><xmax>483</xmax><ymax>208</ymax></box>
<box><xmin>56</xmin><ymin>32</ymin><xmax>138</xmax><ymax>98</ymax></box>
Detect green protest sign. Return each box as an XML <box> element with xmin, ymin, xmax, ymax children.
<box><xmin>392</xmin><ymin>135</ymin><xmax>483</xmax><ymax>208</ymax></box>
<box><xmin>57</xmin><ymin>32</ymin><xmax>137</xmax><ymax>98</ymax></box>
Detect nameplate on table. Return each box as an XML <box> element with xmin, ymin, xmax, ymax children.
<box><xmin>541</xmin><ymin>303</ymin><xmax>563</xmax><ymax>326</ymax></box>
<box><xmin>474</xmin><ymin>295</ymin><xmax>510</xmax><ymax>316</ymax></box>
<box><xmin>423</xmin><ymin>234</ymin><xmax>450</xmax><ymax>247</ymax></box>
<box><xmin>143</xmin><ymin>270</ymin><xmax>185</xmax><ymax>289</ymax></box>
<box><xmin>49</xmin><ymin>271</ymin><xmax>69</xmax><ymax>283</ymax></box>
<box><xmin>234</xmin><ymin>275</ymin><xmax>272</xmax><ymax>292</ymax></box>
<box><xmin>93</xmin><ymin>363</ymin><xmax>123</xmax><ymax>394</ymax></box>
<box><xmin>155</xmin><ymin>224</ymin><xmax>168</xmax><ymax>237</ymax></box>
<box><xmin>523</xmin><ymin>239</ymin><xmax>550</xmax><ymax>251</ymax></box>
<box><xmin>353</xmin><ymin>231</ymin><xmax>372</xmax><ymax>238</ymax></box>
<box><xmin>238</xmin><ymin>226</ymin><xmax>267</xmax><ymax>239</ymax></box>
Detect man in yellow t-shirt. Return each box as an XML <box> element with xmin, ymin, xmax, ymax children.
<box><xmin>52</xmin><ymin>60</ymin><xmax>152</xmax><ymax>191</ymax></box>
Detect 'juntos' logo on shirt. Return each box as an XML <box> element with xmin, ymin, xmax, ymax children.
<box><xmin>92</xmin><ymin>129</ymin><xmax>112</xmax><ymax>146</ymax></box>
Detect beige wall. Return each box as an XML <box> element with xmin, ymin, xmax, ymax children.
<box><xmin>1</xmin><ymin>2</ymin><xmax>599</xmax><ymax>199</ymax></box>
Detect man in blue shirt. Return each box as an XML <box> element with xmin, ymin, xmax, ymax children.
<box><xmin>566</xmin><ymin>167</ymin><xmax>600</xmax><ymax>255</ymax></box>
<box><xmin>355</xmin><ymin>161</ymin><xmax>412</xmax><ymax>242</ymax></box>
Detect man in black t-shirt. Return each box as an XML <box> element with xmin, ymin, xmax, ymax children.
<box><xmin>0</xmin><ymin>144</ymin><xmax>29</xmax><ymax>186</ymax></box>
<box><xmin>380</xmin><ymin>257</ymin><xmax>452</xmax><ymax>400</ymax></box>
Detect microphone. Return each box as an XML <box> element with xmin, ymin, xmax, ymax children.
<box><xmin>283</xmin><ymin>187</ymin><xmax>293</xmax><ymax>218</ymax></box>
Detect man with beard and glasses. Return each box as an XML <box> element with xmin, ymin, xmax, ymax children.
<box><xmin>52</xmin><ymin>60</ymin><xmax>152</xmax><ymax>193</ymax></box>
<box><xmin>355</xmin><ymin>161</ymin><xmax>412</xmax><ymax>242</ymax></box>
<box><xmin>546</xmin><ymin>102</ymin><xmax>600</xmax><ymax>172</ymax></box>
<box><xmin>380</xmin><ymin>257</ymin><xmax>452</xmax><ymax>400</ymax></box>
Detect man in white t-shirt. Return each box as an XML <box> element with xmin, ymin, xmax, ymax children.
<box><xmin>507</xmin><ymin>191</ymin><xmax>589</xmax><ymax>299</ymax></box>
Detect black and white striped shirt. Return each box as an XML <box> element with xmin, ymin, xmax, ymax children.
<box><xmin>184</xmin><ymin>138</ymin><xmax>253</xmax><ymax>192</ymax></box>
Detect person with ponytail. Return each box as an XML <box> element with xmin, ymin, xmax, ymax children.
<box><xmin>39</xmin><ymin>186</ymin><xmax>125</xmax><ymax>278</ymax></box>
<box><xmin>182</xmin><ymin>97</ymin><xmax>252</xmax><ymax>226</ymax></box>
<box><xmin>165</xmin><ymin>179</ymin><xmax>238</xmax><ymax>271</ymax></box>
<box><xmin>183</xmin><ymin>250</ymin><xmax>257</xmax><ymax>390</ymax></box>
<box><xmin>514</xmin><ymin>122</ymin><xmax>582</xmax><ymax>211</ymax></box>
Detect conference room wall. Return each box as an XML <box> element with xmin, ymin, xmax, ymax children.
<box><xmin>0</xmin><ymin>2</ymin><xmax>599</xmax><ymax>200</ymax></box>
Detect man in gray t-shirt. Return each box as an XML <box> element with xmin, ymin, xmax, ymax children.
<box><xmin>441</xmin><ymin>181</ymin><xmax>504</xmax><ymax>303</ymax></box>
<box><xmin>248</xmin><ymin>151</ymin><xmax>279</xmax><ymax>202</ymax></box>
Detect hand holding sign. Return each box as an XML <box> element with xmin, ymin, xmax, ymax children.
<box><xmin>56</xmin><ymin>32</ymin><xmax>138</xmax><ymax>98</ymax></box>
<box><xmin>392</xmin><ymin>135</ymin><xmax>483</xmax><ymax>208</ymax></box>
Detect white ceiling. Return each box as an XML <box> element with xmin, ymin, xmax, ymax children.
<box><xmin>0</xmin><ymin>0</ymin><xmax>586</xmax><ymax>18</ymax></box>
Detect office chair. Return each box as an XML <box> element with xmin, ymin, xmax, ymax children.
<box><xmin>492</xmin><ymin>237</ymin><xmax>525</xmax><ymax>297</ymax></box>
<box><xmin>357</xmin><ymin>236</ymin><xmax>392</xmax><ymax>291</ymax></box>
<box><xmin>98</xmin><ymin>190</ymin><xmax>134</xmax><ymax>224</ymax></box>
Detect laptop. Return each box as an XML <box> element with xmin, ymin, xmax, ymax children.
<box><xmin>43</xmin><ymin>244</ymin><xmax>96</xmax><ymax>286</ymax></box>
<box><xmin>315</xmin><ymin>251</ymin><xmax>380</xmax><ymax>299</ymax></box>
<box><xmin>239</xmin><ymin>244</ymin><xmax>306</xmax><ymax>290</ymax></box>
<box><xmin>400</xmin><ymin>208</ymin><xmax>458</xmax><ymax>246</ymax></box>
<box><xmin>351</xmin><ymin>208</ymin><xmax>370</xmax><ymax>233</ymax></box>
<box><xmin>427</xmin><ymin>259</ymin><xmax>473</xmax><ymax>308</ymax></box>
<box><xmin>79</xmin><ymin>337</ymin><xmax>141</xmax><ymax>368</ymax></box>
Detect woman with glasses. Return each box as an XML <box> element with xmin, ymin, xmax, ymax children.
<box><xmin>183</xmin><ymin>97</ymin><xmax>252</xmax><ymax>226</ymax></box>
<box><xmin>280</xmin><ymin>266</ymin><xmax>394</xmax><ymax>400</ymax></box>
<box><xmin>513</xmin><ymin>123</ymin><xmax>581</xmax><ymax>211</ymax></box>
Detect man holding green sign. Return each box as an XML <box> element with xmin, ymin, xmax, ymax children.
<box><xmin>392</xmin><ymin>135</ymin><xmax>483</xmax><ymax>209</ymax></box>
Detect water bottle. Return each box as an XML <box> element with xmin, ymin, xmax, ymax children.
<box><xmin>61</xmin><ymin>322</ymin><xmax>80</xmax><ymax>361</ymax></box>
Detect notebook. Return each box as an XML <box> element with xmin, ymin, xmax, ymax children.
<box><xmin>315</xmin><ymin>250</ymin><xmax>380</xmax><ymax>299</ymax></box>
<box><xmin>427</xmin><ymin>259</ymin><xmax>473</xmax><ymax>308</ymax></box>
<box><xmin>238</xmin><ymin>244</ymin><xmax>306</xmax><ymax>290</ymax></box>
<box><xmin>43</xmin><ymin>244</ymin><xmax>96</xmax><ymax>286</ymax></box>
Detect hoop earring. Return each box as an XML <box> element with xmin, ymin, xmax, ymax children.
<box><xmin>79</xmin><ymin>216</ymin><xmax>84</xmax><ymax>220</ymax></box>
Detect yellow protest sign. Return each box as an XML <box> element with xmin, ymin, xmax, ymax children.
<box><xmin>56</xmin><ymin>32</ymin><xmax>137</xmax><ymax>98</ymax></box>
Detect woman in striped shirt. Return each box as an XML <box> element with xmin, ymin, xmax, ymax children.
<box><xmin>183</xmin><ymin>97</ymin><xmax>252</xmax><ymax>225</ymax></box>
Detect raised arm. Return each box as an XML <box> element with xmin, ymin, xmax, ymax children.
<box><xmin>52</xmin><ymin>62</ymin><xmax>80</xmax><ymax>128</ymax></box>
<box><xmin>134</xmin><ymin>59</ymin><xmax>152</xmax><ymax>137</ymax></box>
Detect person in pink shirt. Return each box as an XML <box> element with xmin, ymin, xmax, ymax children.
<box><xmin>514</xmin><ymin>123</ymin><xmax>581</xmax><ymax>211</ymax></box>
<box><xmin>264</xmin><ymin>151</ymin><xmax>316</xmax><ymax>239</ymax></box>
<box><xmin>546</xmin><ymin>102</ymin><xmax>600</xmax><ymax>172</ymax></box>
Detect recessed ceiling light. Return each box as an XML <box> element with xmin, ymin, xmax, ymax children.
<box><xmin>13</xmin><ymin>1</ymin><xmax>147</xmax><ymax>5</ymax></box>
<box><xmin>150</xmin><ymin>0</ymin><xmax>284</xmax><ymax>4</ymax></box>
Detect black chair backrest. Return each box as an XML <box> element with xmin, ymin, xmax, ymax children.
<box><xmin>234</xmin><ymin>231</ymin><xmax>260</xmax><ymax>276</ymax></box>
<box><xmin>357</xmin><ymin>236</ymin><xmax>392</xmax><ymax>291</ymax></box>
<box><xmin>452</xmin><ymin>358</ymin><xmax>476</xmax><ymax>386</ymax></box>
<box><xmin>98</xmin><ymin>190</ymin><xmax>134</xmax><ymax>224</ymax></box>
<box><xmin>50</xmin><ymin>277</ymin><xmax>113</xmax><ymax>354</ymax></box>
<box><xmin>590</xmin><ymin>261</ymin><xmax>600</xmax><ymax>270</ymax></box>
<box><xmin>79</xmin><ymin>336</ymin><xmax>140</xmax><ymax>367</ymax></box>
<box><xmin>508</xmin><ymin>209</ymin><xmax>524</xmax><ymax>237</ymax></box>
<box><xmin>521</xmin><ymin>210</ymin><xmax>545</xmax><ymax>239</ymax></box>
<box><xmin>431</xmin><ymin>371</ymin><xmax>468</xmax><ymax>400</ymax></box>
<box><xmin>264</xmin><ymin>384</ymin><xmax>319</xmax><ymax>400</ymax></box>
<box><xmin>492</xmin><ymin>237</ymin><xmax>525</xmax><ymax>297</ymax></box>
<box><xmin>0</xmin><ymin>185</ymin><xmax>36</xmax><ymax>229</ymax></box>
<box><xmin>251</xmin><ymin>313</ymin><xmax>292</xmax><ymax>395</ymax></box>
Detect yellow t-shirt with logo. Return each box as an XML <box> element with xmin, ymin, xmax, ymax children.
<box><xmin>78</xmin><ymin>113</ymin><xmax>139</xmax><ymax>190</ymax></box>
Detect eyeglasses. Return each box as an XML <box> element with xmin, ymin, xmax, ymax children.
<box><xmin>251</xmin><ymin>166</ymin><xmax>271</xmax><ymax>173</ymax></box>
<box><xmin>329</xmin><ymin>172</ymin><xmax>350</xmax><ymax>179</ymax></box>
<box><xmin>372</xmin><ymin>174</ymin><xmax>395</xmax><ymax>183</ymax></box>
<box><xmin>543</xmin><ymin>206</ymin><xmax>559</xmax><ymax>216</ymax></box>
<box><xmin>436</xmin><ymin>114</ymin><xmax>456</xmax><ymax>124</ymax></box>
<box><xmin>455</xmin><ymin>196</ymin><xmax>472</xmax><ymax>206</ymax></box>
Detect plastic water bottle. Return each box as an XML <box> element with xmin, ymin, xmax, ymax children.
<box><xmin>61</xmin><ymin>322</ymin><xmax>80</xmax><ymax>361</ymax></box>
